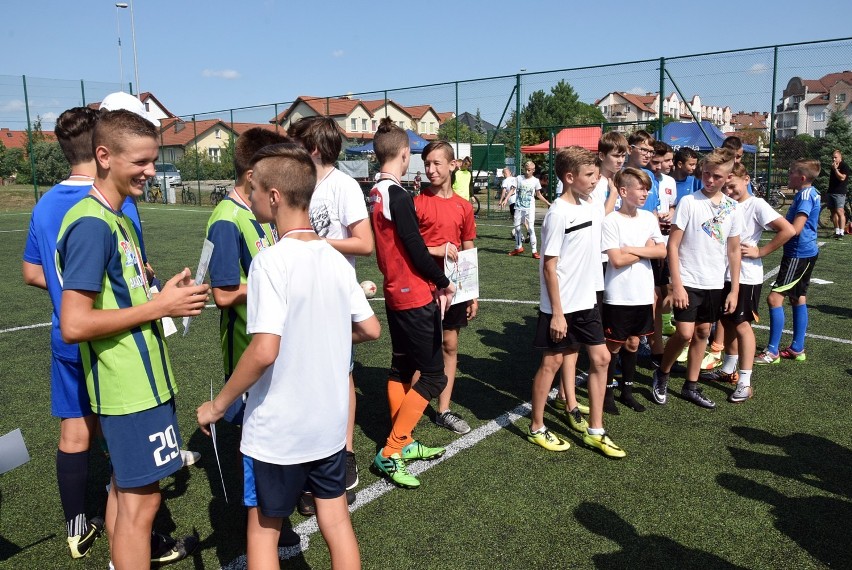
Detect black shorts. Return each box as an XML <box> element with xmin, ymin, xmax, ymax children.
<box><xmin>386</xmin><ymin>303</ymin><xmax>444</xmax><ymax>383</ymax></box>
<box><xmin>249</xmin><ymin>448</ymin><xmax>346</xmax><ymax>518</ymax></box>
<box><xmin>509</xmin><ymin>203</ymin><xmax>516</xmax><ymax>217</ymax></box>
<box><xmin>652</xmin><ymin>258</ymin><xmax>670</xmax><ymax>287</ymax></box>
<box><xmin>771</xmin><ymin>255</ymin><xmax>818</xmax><ymax>299</ymax></box>
<box><xmin>442</xmin><ymin>301</ymin><xmax>470</xmax><ymax>330</ymax></box>
<box><xmin>720</xmin><ymin>282</ymin><xmax>762</xmax><ymax>324</ymax></box>
<box><xmin>672</xmin><ymin>287</ymin><xmax>723</xmax><ymax>324</ymax></box>
<box><xmin>533</xmin><ymin>308</ymin><xmax>605</xmax><ymax>351</ymax></box>
<box><xmin>602</xmin><ymin>304</ymin><xmax>654</xmax><ymax>343</ymax></box>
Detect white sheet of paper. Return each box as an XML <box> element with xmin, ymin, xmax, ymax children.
<box><xmin>149</xmin><ymin>285</ymin><xmax>178</xmax><ymax>336</ymax></box>
<box><xmin>445</xmin><ymin>248</ymin><xmax>479</xmax><ymax>305</ymax></box>
<box><xmin>0</xmin><ymin>429</ymin><xmax>30</xmax><ymax>474</ymax></box>
<box><xmin>183</xmin><ymin>239</ymin><xmax>215</xmax><ymax>336</ymax></box>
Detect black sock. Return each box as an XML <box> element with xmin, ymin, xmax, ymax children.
<box><xmin>57</xmin><ymin>450</ymin><xmax>89</xmax><ymax>537</ymax></box>
<box><xmin>604</xmin><ymin>383</ymin><xmax>620</xmax><ymax>415</ymax></box>
<box><xmin>619</xmin><ymin>349</ymin><xmax>645</xmax><ymax>412</ymax></box>
<box><xmin>684</xmin><ymin>380</ymin><xmax>699</xmax><ymax>392</ymax></box>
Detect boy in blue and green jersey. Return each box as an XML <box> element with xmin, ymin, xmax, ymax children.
<box><xmin>205</xmin><ymin>127</ymin><xmax>288</xmax><ymax>423</ymax></box>
<box><xmin>57</xmin><ymin>109</ymin><xmax>209</xmax><ymax>568</ymax></box>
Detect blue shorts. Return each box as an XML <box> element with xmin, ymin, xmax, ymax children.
<box><xmin>100</xmin><ymin>400</ymin><xmax>183</xmax><ymax>489</ymax></box>
<box><xmin>51</xmin><ymin>354</ymin><xmax>91</xmax><ymax>419</ymax></box>
<box><xmin>243</xmin><ymin>448</ymin><xmax>346</xmax><ymax>518</ymax></box>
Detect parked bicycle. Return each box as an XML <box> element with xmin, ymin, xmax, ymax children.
<box><xmin>147</xmin><ymin>183</ymin><xmax>163</xmax><ymax>204</ymax></box>
<box><xmin>210</xmin><ymin>184</ymin><xmax>227</xmax><ymax>206</ymax></box>
<box><xmin>180</xmin><ymin>185</ymin><xmax>197</xmax><ymax>206</ymax></box>
<box><xmin>752</xmin><ymin>176</ymin><xmax>786</xmax><ymax>209</ymax></box>
<box><xmin>469</xmin><ymin>194</ymin><xmax>480</xmax><ymax>216</ymax></box>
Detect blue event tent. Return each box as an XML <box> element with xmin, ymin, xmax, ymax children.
<box><xmin>661</xmin><ymin>121</ymin><xmax>757</xmax><ymax>153</ymax></box>
<box><xmin>345</xmin><ymin>129</ymin><xmax>430</xmax><ymax>155</ymax></box>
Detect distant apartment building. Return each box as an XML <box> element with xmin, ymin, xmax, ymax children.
<box><xmin>775</xmin><ymin>71</ymin><xmax>852</xmax><ymax>139</ymax></box>
<box><xmin>595</xmin><ymin>91</ymin><xmax>732</xmax><ymax>131</ymax></box>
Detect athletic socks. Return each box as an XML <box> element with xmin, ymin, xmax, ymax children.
<box><xmin>739</xmin><ymin>370</ymin><xmax>752</xmax><ymax>387</ymax></box>
<box><xmin>791</xmin><ymin>303</ymin><xmax>808</xmax><ymax>353</ymax></box>
<box><xmin>57</xmin><ymin>450</ymin><xmax>90</xmax><ymax>537</ymax></box>
<box><xmin>604</xmin><ymin>356</ymin><xmax>619</xmax><ymax>415</ymax></box>
<box><xmin>721</xmin><ymin>354</ymin><xmax>738</xmax><ymax>375</ymax></box>
<box><xmin>684</xmin><ymin>380</ymin><xmax>699</xmax><ymax>392</ymax></box>
<box><xmin>383</xmin><ymin>390</ymin><xmax>429</xmax><ymax>457</ymax></box>
<box><xmin>767</xmin><ymin>306</ymin><xmax>785</xmax><ymax>355</ymax></box>
<box><xmin>386</xmin><ymin>380</ymin><xmax>410</xmax><ymax>425</ymax></box>
<box><xmin>617</xmin><ymin>350</ymin><xmax>644</xmax><ymax>412</ymax></box>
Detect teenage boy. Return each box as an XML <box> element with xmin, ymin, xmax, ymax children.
<box><xmin>197</xmin><ymin>143</ymin><xmax>378</xmax><ymax>570</ymax></box>
<box><xmin>206</xmin><ymin>127</ymin><xmax>288</xmax><ymax>425</ymax></box>
<box><xmin>828</xmin><ymin>149</ymin><xmax>849</xmax><ymax>239</ymax></box>
<box><xmin>705</xmin><ymin>163</ymin><xmax>794</xmax><ymax>401</ymax></box>
<box><xmin>452</xmin><ymin>156</ymin><xmax>473</xmax><ymax>201</ymax></box>
<box><xmin>626</xmin><ymin>130</ymin><xmax>659</xmax><ymax>215</ymax></box>
<box><xmin>368</xmin><ymin>118</ymin><xmax>456</xmax><ymax>489</ymax></box>
<box><xmin>507</xmin><ymin>161</ymin><xmax>550</xmax><ymax>258</ymax></box>
<box><xmin>500</xmin><ymin>168</ymin><xmax>526</xmax><ymax>241</ymax></box>
<box><xmin>756</xmin><ymin>159</ymin><xmax>822</xmax><ymax>365</ymax></box>
<box><xmin>601</xmin><ymin>168</ymin><xmax>667</xmax><ymax>413</ymax></box>
<box><xmin>23</xmin><ymin>106</ymin><xmax>196</xmax><ymax>564</ymax></box>
<box><xmin>672</xmin><ymin>147</ymin><xmax>702</xmax><ymax>204</ymax></box>
<box><xmin>651</xmin><ymin>148</ymin><xmax>743</xmax><ymax>409</ymax></box>
<box><xmin>414</xmin><ymin>140</ymin><xmax>478</xmax><ymax>435</ymax></box>
<box><xmin>57</xmin><ymin>110</ymin><xmax>209</xmax><ymax>569</ymax></box>
<box><xmin>528</xmin><ymin>146</ymin><xmax>625</xmax><ymax>459</ymax></box>
<box><xmin>288</xmin><ymin>116</ymin><xmax>374</xmax><ymax>490</ymax></box>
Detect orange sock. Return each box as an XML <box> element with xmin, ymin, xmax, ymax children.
<box><xmin>710</xmin><ymin>342</ymin><xmax>724</xmax><ymax>353</ymax></box>
<box><xmin>387</xmin><ymin>380</ymin><xmax>410</xmax><ymax>424</ymax></box>
<box><xmin>383</xmin><ymin>390</ymin><xmax>429</xmax><ymax>457</ymax></box>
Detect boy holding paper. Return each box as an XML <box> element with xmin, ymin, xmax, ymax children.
<box><xmin>414</xmin><ymin>140</ymin><xmax>478</xmax><ymax>435</ymax></box>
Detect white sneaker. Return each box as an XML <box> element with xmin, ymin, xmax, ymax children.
<box><xmin>181</xmin><ymin>450</ymin><xmax>201</xmax><ymax>467</ymax></box>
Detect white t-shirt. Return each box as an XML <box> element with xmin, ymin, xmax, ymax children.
<box><xmin>556</xmin><ymin>179</ymin><xmax>564</xmax><ymax>196</ymax></box>
<box><xmin>502</xmin><ymin>176</ymin><xmax>517</xmax><ymax>205</ymax></box>
<box><xmin>585</xmin><ymin>196</ymin><xmax>606</xmax><ymax>289</ymax></box>
<box><xmin>516</xmin><ymin>175</ymin><xmax>541</xmax><ymax>210</ymax></box>
<box><xmin>601</xmin><ymin>210</ymin><xmax>665</xmax><ymax>305</ymax></box>
<box><xmin>309</xmin><ymin>168</ymin><xmax>369</xmax><ymax>267</ymax></box>
<box><xmin>725</xmin><ymin>196</ymin><xmax>781</xmax><ymax>285</ymax></box>
<box><xmin>672</xmin><ymin>191</ymin><xmax>743</xmax><ymax>289</ymax></box>
<box><xmin>588</xmin><ymin>179</ymin><xmax>611</xmax><ymax>267</ymax></box>
<box><xmin>240</xmin><ymin>239</ymin><xmax>374</xmax><ymax>465</ymax></box>
<box><xmin>539</xmin><ymin>198</ymin><xmax>597</xmax><ymax>314</ymax></box>
<box><xmin>657</xmin><ymin>173</ymin><xmax>676</xmax><ymax>214</ymax></box>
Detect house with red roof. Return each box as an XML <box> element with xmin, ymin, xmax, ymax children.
<box><xmin>157</xmin><ymin>118</ymin><xmax>278</xmax><ymax>163</ymax></box>
<box><xmin>776</xmin><ymin>71</ymin><xmax>852</xmax><ymax>139</ymax></box>
<box><xmin>595</xmin><ymin>91</ymin><xmax>732</xmax><ymax>131</ymax></box>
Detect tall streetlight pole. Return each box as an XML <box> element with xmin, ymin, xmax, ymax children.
<box><xmin>128</xmin><ymin>0</ymin><xmax>141</xmax><ymax>99</ymax></box>
<box><xmin>115</xmin><ymin>3</ymin><xmax>127</xmax><ymax>86</ymax></box>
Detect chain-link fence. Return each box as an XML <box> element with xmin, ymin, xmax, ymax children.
<box><xmin>4</xmin><ymin>37</ymin><xmax>851</xmax><ymax>213</ymax></box>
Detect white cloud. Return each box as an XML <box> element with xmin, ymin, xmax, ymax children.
<box><xmin>332</xmin><ymin>50</ymin><xmax>344</xmax><ymax>58</ymax></box>
<box><xmin>749</xmin><ymin>63</ymin><xmax>768</xmax><ymax>75</ymax></box>
<box><xmin>40</xmin><ymin>112</ymin><xmax>58</xmax><ymax>123</ymax></box>
<box><xmin>627</xmin><ymin>86</ymin><xmax>647</xmax><ymax>95</ymax></box>
<box><xmin>0</xmin><ymin>99</ymin><xmax>25</xmax><ymax>112</ymax></box>
<box><xmin>202</xmin><ymin>69</ymin><xmax>241</xmax><ymax>80</ymax></box>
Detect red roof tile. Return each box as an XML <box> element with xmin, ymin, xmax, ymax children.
<box><xmin>0</xmin><ymin>128</ymin><xmax>56</xmax><ymax>149</ymax></box>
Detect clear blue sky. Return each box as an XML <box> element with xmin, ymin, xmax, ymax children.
<box><xmin>2</xmin><ymin>0</ymin><xmax>852</xmax><ymax>129</ymax></box>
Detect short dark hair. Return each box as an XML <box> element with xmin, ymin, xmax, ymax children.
<box><xmin>287</xmin><ymin>116</ymin><xmax>343</xmax><ymax>166</ymax></box>
<box><xmin>234</xmin><ymin>127</ymin><xmax>289</xmax><ymax>179</ymax></box>
<box><xmin>555</xmin><ymin>146</ymin><xmax>596</xmax><ymax>180</ymax></box>
<box><xmin>721</xmin><ymin>136</ymin><xmax>743</xmax><ymax>151</ymax></box>
<box><xmin>422</xmin><ymin>140</ymin><xmax>455</xmax><ymax>162</ymax></box>
<box><xmin>627</xmin><ymin>129</ymin><xmax>654</xmax><ymax>147</ymax></box>
<box><xmin>674</xmin><ymin>147</ymin><xmax>699</xmax><ymax>165</ymax></box>
<box><xmin>250</xmin><ymin>143</ymin><xmax>316</xmax><ymax>210</ymax></box>
<box><xmin>92</xmin><ymin>109</ymin><xmax>158</xmax><ymax>155</ymax></box>
<box><xmin>55</xmin><ymin>107</ymin><xmax>100</xmax><ymax>165</ymax></box>
<box><xmin>373</xmin><ymin>118</ymin><xmax>408</xmax><ymax>165</ymax></box>
<box><xmin>653</xmin><ymin>140</ymin><xmax>673</xmax><ymax>156</ymax></box>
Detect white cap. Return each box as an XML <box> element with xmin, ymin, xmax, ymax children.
<box><xmin>99</xmin><ymin>92</ymin><xmax>160</xmax><ymax>127</ymax></box>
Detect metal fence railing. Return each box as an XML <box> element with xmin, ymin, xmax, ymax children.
<box><xmin>3</xmin><ymin>37</ymin><xmax>851</xmax><ymax>213</ymax></box>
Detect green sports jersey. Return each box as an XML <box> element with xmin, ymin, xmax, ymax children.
<box><xmin>205</xmin><ymin>196</ymin><xmax>273</xmax><ymax>376</ymax></box>
<box><xmin>56</xmin><ymin>196</ymin><xmax>176</xmax><ymax>415</ymax></box>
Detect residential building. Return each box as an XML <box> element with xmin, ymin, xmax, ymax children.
<box><xmin>775</xmin><ymin>71</ymin><xmax>852</xmax><ymax>139</ymax></box>
<box><xmin>595</xmin><ymin>91</ymin><xmax>732</xmax><ymax>131</ymax></box>
<box><xmin>157</xmin><ymin>118</ymin><xmax>278</xmax><ymax>163</ymax></box>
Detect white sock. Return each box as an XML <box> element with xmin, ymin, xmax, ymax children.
<box><xmin>722</xmin><ymin>354</ymin><xmax>738</xmax><ymax>374</ymax></box>
<box><xmin>739</xmin><ymin>370</ymin><xmax>752</xmax><ymax>387</ymax></box>
<box><xmin>587</xmin><ymin>426</ymin><xmax>605</xmax><ymax>436</ymax></box>
<box><xmin>837</xmin><ymin>228</ymin><xmax>842</xmax><ymax>235</ymax></box>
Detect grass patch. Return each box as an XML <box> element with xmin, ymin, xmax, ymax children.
<box><xmin>0</xmin><ymin>202</ymin><xmax>850</xmax><ymax>568</ymax></box>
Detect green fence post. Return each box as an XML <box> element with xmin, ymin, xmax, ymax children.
<box><xmin>80</xmin><ymin>79</ymin><xmax>86</xmax><ymax>107</ymax></box>
<box><xmin>230</xmin><ymin>109</ymin><xmax>236</xmax><ymax>187</ymax></box>
<box><xmin>193</xmin><ymin>116</ymin><xmax>201</xmax><ymax>198</ymax></box>
<box><xmin>22</xmin><ymin>75</ymin><xmax>38</xmax><ymax>202</ymax></box>
<box><xmin>455</xmin><ymin>81</ymin><xmax>459</xmax><ymax>147</ymax></box>
<box><xmin>767</xmin><ymin>46</ymin><xmax>778</xmax><ymax>188</ymax></box>
<box><xmin>274</xmin><ymin>103</ymin><xmax>279</xmax><ymax>133</ymax></box>
<box><xmin>658</xmin><ymin>57</ymin><xmax>665</xmax><ymax>139</ymax></box>
<box><xmin>515</xmin><ymin>73</ymin><xmax>521</xmax><ymax>176</ymax></box>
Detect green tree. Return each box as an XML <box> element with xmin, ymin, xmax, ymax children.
<box><xmin>438</xmin><ymin>118</ymin><xmax>486</xmax><ymax>144</ymax></box>
<box><xmin>818</xmin><ymin>108</ymin><xmax>852</xmax><ymax>190</ymax></box>
<box><xmin>775</xmin><ymin>134</ymin><xmax>821</xmax><ymax>171</ymax></box>
<box><xmin>516</xmin><ymin>80</ymin><xmax>606</xmax><ymax>154</ymax></box>
<box><xmin>16</xmin><ymin>141</ymin><xmax>69</xmax><ymax>186</ymax></box>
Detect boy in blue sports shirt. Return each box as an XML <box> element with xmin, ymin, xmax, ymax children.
<box><xmin>57</xmin><ymin>110</ymin><xmax>209</xmax><ymax>569</ymax></box>
<box><xmin>756</xmin><ymin>158</ymin><xmax>822</xmax><ymax>365</ymax></box>
<box><xmin>672</xmin><ymin>147</ymin><xmax>702</xmax><ymax>205</ymax></box>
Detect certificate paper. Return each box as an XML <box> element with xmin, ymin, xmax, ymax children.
<box><xmin>445</xmin><ymin>248</ymin><xmax>479</xmax><ymax>305</ymax></box>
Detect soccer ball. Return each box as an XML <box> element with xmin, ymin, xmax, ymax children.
<box><xmin>360</xmin><ymin>280</ymin><xmax>377</xmax><ymax>299</ymax></box>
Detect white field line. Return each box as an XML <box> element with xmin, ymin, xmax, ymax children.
<box><xmin>221</xmin><ymin>395</ymin><xmax>542</xmax><ymax>569</ymax></box>
<box><xmin>0</xmin><ymin>229</ymin><xmax>26</xmax><ymax>233</ymax></box>
<box><xmin>752</xmin><ymin>325</ymin><xmax>852</xmax><ymax>345</ymax></box>
<box><xmin>762</xmin><ymin>241</ymin><xmax>825</xmax><ymax>283</ymax></box>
